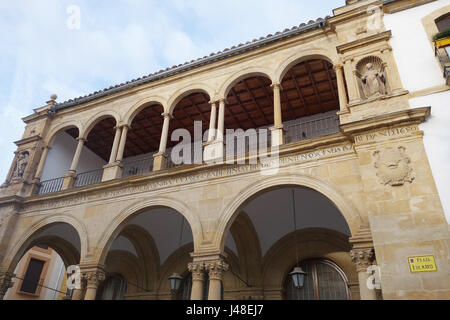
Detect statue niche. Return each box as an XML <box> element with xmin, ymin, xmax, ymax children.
<box><xmin>356</xmin><ymin>56</ymin><xmax>388</xmax><ymax>99</ymax></box>
<box><xmin>11</xmin><ymin>151</ymin><xmax>30</xmax><ymax>182</ymax></box>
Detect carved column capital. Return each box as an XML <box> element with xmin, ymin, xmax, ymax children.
<box><xmin>188</xmin><ymin>262</ymin><xmax>205</xmax><ymax>281</ymax></box>
<box><xmin>205</xmin><ymin>260</ymin><xmax>229</xmax><ymax>281</ymax></box>
<box><xmin>351</xmin><ymin>248</ymin><xmax>375</xmax><ymax>273</ymax></box>
<box><xmin>0</xmin><ymin>272</ymin><xmax>15</xmax><ymax>296</ymax></box>
<box><xmin>161</xmin><ymin>112</ymin><xmax>173</xmax><ymax>120</ymax></box>
<box><xmin>82</xmin><ymin>270</ymin><xmax>106</xmax><ymax>289</ymax></box>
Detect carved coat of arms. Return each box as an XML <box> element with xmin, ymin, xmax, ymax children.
<box><xmin>373</xmin><ymin>147</ymin><xmax>414</xmax><ymax>186</ymax></box>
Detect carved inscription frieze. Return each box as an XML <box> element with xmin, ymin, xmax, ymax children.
<box><xmin>22</xmin><ymin>144</ymin><xmax>354</xmax><ymax>213</ymax></box>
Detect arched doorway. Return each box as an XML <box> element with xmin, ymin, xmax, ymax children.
<box><xmin>222</xmin><ymin>185</ymin><xmax>359</xmax><ymax>300</ymax></box>
<box><xmin>99</xmin><ymin>206</ymin><xmax>195</xmax><ymax>300</ymax></box>
<box><xmin>2</xmin><ymin>222</ymin><xmax>82</xmax><ymax>300</ymax></box>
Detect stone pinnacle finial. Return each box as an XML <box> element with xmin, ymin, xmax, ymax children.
<box><xmin>50</xmin><ymin>94</ymin><xmax>58</xmax><ymax>101</ymax></box>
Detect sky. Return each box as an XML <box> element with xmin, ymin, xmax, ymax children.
<box><xmin>0</xmin><ymin>0</ymin><xmax>344</xmax><ymax>181</ymax></box>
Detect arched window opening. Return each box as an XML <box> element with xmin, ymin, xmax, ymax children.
<box><xmin>38</xmin><ymin>127</ymin><xmax>80</xmax><ymax>194</ymax></box>
<box><xmin>169</xmin><ymin>92</ymin><xmax>211</xmax><ymax>167</ymax></box>
<box><xmin>280</xmin><ymin>59</ymin><xmax>340</xmax><ymax>144</ymax></box>
<box><xmin>436</xmin><ymin>13</ymin><xmax>450</xmax><ymax>32</ymax></box>
<box><xmin>70</xmin><ymin>117</ymin><xmax>115</xmax><ymax>187</ymax></box>
<box><xmin>121</xmin><ymin>104</ymin><xmax>164</xmax><ymax>177</ymax></box>
<box><xmin>285</xmin><ymin>259</ymin><xmax>350</xmax><ymax>301</ymax></box>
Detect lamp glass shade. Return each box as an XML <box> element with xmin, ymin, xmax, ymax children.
<box><xmin>169</xmin><ymin>273</ymin><xmax>183</xmax><ymax>292</ymax></box>
<box><xmin>290</xmin><ymin>267</ymin><xmax>307</xmax><ymax>289</ymax></box>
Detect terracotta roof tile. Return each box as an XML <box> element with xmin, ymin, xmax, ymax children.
<box><xmin>52</xmin><ymin>17</ymin><xmax>328</xmax><ymax>111</ymax></box>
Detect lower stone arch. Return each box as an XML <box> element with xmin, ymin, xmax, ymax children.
<box><xmin>2</xmin><ymin>214</ymin><xmax>87</xmax><ymax>274</ymax></box>
<box><xmin>96</xmin><ymin>196</ymin><xmax>203</xmax><ymax>266</ymax></box>
<box><xmin>216</xmin><ymin>173</ymin><xmax>363</xmax><ymax>252</ymax></box>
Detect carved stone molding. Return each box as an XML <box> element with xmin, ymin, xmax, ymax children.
<box><xmin>188</xmin><ymin>262</ymin><xmax>205</xmax><ymax>282</ymax></box>
<box><xmin>82</xmin><ymin>270</ymin><xmax>106</xmax><ymax>289</ymax></box>
<box><xmin>351</xmin><ymin>248</ymin><xmax>375</xmax><ymax>273</ymax></box>
<box><xmin>205</xmin><ymin>260</ymin><xmax>229</xmax><ymax>281</ymax></box>
<box><xmin>374</xmin><ymin>146</ymin><xmax>415</xmax><ymax>186</ymax></box>
<box><xmin>0</xmin><ymin>272</ymin><xmax>15</xmax><ymax>296</ymax></box>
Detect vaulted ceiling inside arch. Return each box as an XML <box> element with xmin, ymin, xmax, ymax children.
<box><xmin>232</xmin><ymin>187</ymin><xmax>351</xmax><ymax>257</ymax></box>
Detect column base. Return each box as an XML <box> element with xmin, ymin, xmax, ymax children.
<box><xmin>153</xmin><ymin>153</ymin><xmax>168</xmax><ymax>171</ymax></box>
<box><xmin>61</xmin><ymin>171</ymin><xmax>76</xmax><ymax>190</ymax></box>
<box><xmin>203</xmin><ymin>140</ymin><xmax>224</xmax><ymax>164</ymax></box>
<box><xmin>102</xmin><ymin>163</ymin><xmax>123</xmax><ymax>182</ymax></box>
<box><xmin>269</xmin><ymin>125</ymin><xmax>284</xmax><ymax>147</ymax></box>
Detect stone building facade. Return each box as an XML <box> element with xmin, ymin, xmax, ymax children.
<box><xmin>0</xmin><ymin>0</ymin><xmax>449</xmax><ymax>300</ymax></box>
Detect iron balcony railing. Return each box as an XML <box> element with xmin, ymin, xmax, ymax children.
<box><xmin>122</xmin><ymin>156</ymin><xmax>155</xmax><ymax>178</ymax></box>
<box><xmin>74</xmin><ymin>168</ymin><xmax>104</xmax><ymax>188</ymax></box>
<box><xmin>35</xmin><ymin>114</ymin><xmax>340</xmax><ymax>195</ymax></box>
<box><xmin>38</xmin><ymin>177</ymin><xmax>64</xmax><ymax>195</ymax></box>
<box><xmin>284</xmin><ymin>114</ymin><xmax>340</xmax><ymax>144</ymax></box>
<box><xmin>435</xmin><ymin>46</ymin><xmax>450</xmax><ymax>82</ymax></box>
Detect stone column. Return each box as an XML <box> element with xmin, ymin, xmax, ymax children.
<box><xmin>62</xmin><ymin>138</ymin><xmax>86</xmax><ymax>190</ymax></box>
<box><xmin>343</xmin><ymin>59</ymin><xmax>360</xmax><ymax>104</ymax></box>
<box><xmin>33</xmin><ymin>146</ymin><xmax>51</xmax><ymax>182</ymax></box>
<box><xmin>153</xmin><ymin>113</ymin><xmax>171</xmax><ymax>171</ymax></box>
<box><xmin>351</xmin><ymin>248</ymin><xmax>377</xmax><ymax>300</ymax></box>
<box><xmin>188</xmin><ymin>262</ymin><xmax>205</xmax><ymax>301</ymax></box>
<box><xmin>334</xmin><ymin>64</ymin><xmax>349</xmax><ymax>113</ymax></box>
<box><xmin>207</xmin><ymin>101</ymin><xmax>218</xmax><ymax>142</ymax></box>
<box><xmin>270</xmin><ymin>83</ymin><xmax>284</xmax><ymax>147</ymax></box>
<box><xmin>70</xmin><ymin>138</ymin><xmax>86</xmax><ymax>172</ymax></box>
<box><xmin>349</xmin><ymin>222</ymin><xmax>378</xmax><ymax>300</ymax></box>
<box><xmin>204</xmin><ymin>99</ymin><xmax>225</xmax><ymax>162</ymax></box>
<box><xmin>206</xmin><ymin>260</ymin><xmax>229</xmax><ymax>300</ymax></box>
<box><xmin>102</xmin><ymin>125</ymin><xmax>128</xmax><ymax>182</ymax></box>
<box><xmin>217</xmin><ymin>99</ymin><xmax>226</xmax><ymax>142</ymax></box>
<box><xmin>109</xmin><ymin>126</ymin><xmax>122</xmax><ymax>164</ymax></box>
<box><xmin>381</xmin><ymin>49</ymin><xmax>405</xmax><ymax>95</ymax></box>
<box><xmin>0</xmin><ymin>272</ymin><xmax>14</xmax><ymax>300</ymax></box>
<box><xmin>71</xmin><ymin>287</ymin><xmax>85</xmax><ymax>301</ymax></box>
<box><xmin>82</xmin><ymin>270</ymin><xmax>105</xmax><ymax>301</ymax></box>
<box><xmin>115</xmin><ymin>125</ymin><xmax>129</xmax><ymax>163</ymax></box>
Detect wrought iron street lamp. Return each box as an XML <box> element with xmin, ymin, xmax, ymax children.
<box><xmin>290</xmin><ymin>267</ymin><xmax>307</xmax><ymax>289</ymax></box>
<box><xmin>169</xmin><ymin>273</ymin><xmax>183</xmax><ymax>293</ymax></box>
<box><xmin>169</xmin><ymin>215</ymin><xmax>185</xmax><ymax>294</ymax></box>
<box><xmin>290</xmin><ymin>189</ymin><xmax>307</xmax><ymax>289</ymax></box>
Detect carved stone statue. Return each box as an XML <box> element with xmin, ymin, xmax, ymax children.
<box><xmin>360</xmin><ymin>63</ymin><xmax>387</xmax><ymax>98</ymax></box>
<box><xmin>11</xmin><ymin>151</ymin><xmax>29</xmax><ymax>181</ymax></box>
<box><xmin>374</xmin><ymin>147</ymin><xmax>415</xmax><ymax>186</ymax></box>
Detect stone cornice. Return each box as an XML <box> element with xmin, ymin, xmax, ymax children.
<box><xmin>337</xmin><ymin>31</ymin><xmax>392</xmax><ymax>54</ymax></box>
<box><xmin>330</xmin><ymin>0</ymin><xmax>382</xmax><ymax>25</ymax></box>
<box><xmin>340</xmin><ymin>107</ymin><xmax>431</xmax><ymax>136</ymax></box>
<box><xmin>14</xmin><ymin>135</ymin><xmax>42</xmax><ymax>147</ymax></box>
<box><xmin>0</xmin><ymin>195</ymin><xmax>24</xmax><ymax>209</ymax></box>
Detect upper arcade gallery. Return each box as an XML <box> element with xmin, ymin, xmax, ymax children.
<box><xmin>35</xmin><ymin>55</ymin><xmax>341</xmax><ymax>194</ymax></box>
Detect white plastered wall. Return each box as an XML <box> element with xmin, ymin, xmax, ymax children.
<box><xmin>384</xmin><ymin>0</ymin><xmax>450</xmax><ymax>223</ymax></box>
<box><xmin>41</xmin><ymin>132</ymin><xmax>107</xmax><ymax>181</ymax></box>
